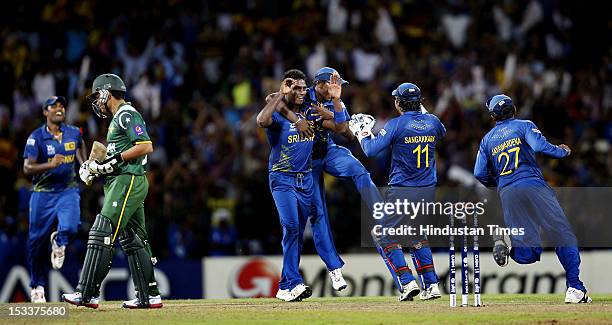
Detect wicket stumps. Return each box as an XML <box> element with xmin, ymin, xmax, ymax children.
<box><xmin>448</xmin><ymin>213</ymin><xmax>456</xmax><ymax>307</ymax></box>
<box><xmin>449</xmin><ymin>213</ymin><xmax>482</xmax><ymax>307</ymax></box>
<box><xmin>473</xmin><ymin>213</ymin><xmax>482</xmax><ymax>306</ymax></box>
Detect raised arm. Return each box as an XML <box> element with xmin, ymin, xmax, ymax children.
<box><xmin>271</xmin><ymin>93</ymin><xmax>314</xmax><ymax>137</ymax></box>
<box><xmin>360</xmin><ymin>120</ymin><xmax>394</xmax><ymax>157</ymax></box>
<box><xmin>524</xmin><ymin>121</ymin><xmax>570</xmax><ymax>158</ymax></box>
<box><xmin>315</xmin><ymin>72</ymin><xmax>349</xmax><ymax>134</ymax></box>
<box><xmin>257</xmin><ymin>79</ymin><xmax>293</xmax><ymax>128</ymax></box>
<box><xmin>257</xmin><ymin>93</ymin><xmax>284</xmax><ymax>128</ymax></box>
<box><xmin>330</xmin><ymin>72</ymin><xmax>349</xmax><ymax>133</ymax></box>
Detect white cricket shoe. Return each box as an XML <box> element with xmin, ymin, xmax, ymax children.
<box><xmin>565</xmin><ymin>287</ymin><xmax>592</xmax><ymax>304</ymax></box>
<box><xmin>50</xmin><ymin>231</ymin><xmax>66</xmax><ymax>269</ymax></box>
<box><xmin>62</xmin><ymin>292</ymin><xmax>100</xmax><ymax>309</ymax></box>
<box><xmin>278</xmin><ymin>284</ymin><xmax>312</xmax><ymax>302</ymax></box>
<box><xmin>398</xmin><ymin>280</ymin><xmax>420</xmax><ymax>301</ymax></box>
<box><xmin>290</xmin><ymin>283</ymin><xmax>312</xmax><ymax>302</ymax></box>
<box><xmin>30</xmin><ymin>286</ymin><xmax>46</xmax><ymax>303</ymax></box>
<box><xmin>276</xmin><ymin>289</ymin><xmax>292</xmax><ymax>301</ymax></box>
<box><xmin>329</xmin><ymin>268</ymin><xmax>347</xmax><ymax>291</ymax></box>
<box><xmin>419</xmin><ymin>283</ymin><xmax>442</xmax><ymax>300</ymax></box>
<box><xmin>123</xmin><ymin>295</ymin><xmax>163</xmax><ymax>309</ymax></box>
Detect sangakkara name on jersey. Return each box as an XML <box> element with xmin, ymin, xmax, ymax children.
<box><xmin>491</xmin><ymin>137</ymin><xmax>522</xmax><ymax>156</ymax></box>
<box><xmin>404</xmin><ymin>135</ymin><xmax>436</xmax><ymax>144</ymax></box>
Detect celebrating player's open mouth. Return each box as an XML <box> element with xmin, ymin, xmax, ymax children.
<box><xmin>46</xmin><ymin>97</ymin><xmax>66</xmax><ymax>123</ymax></box>
<box><xmin>289</xmin><ymin>79</ymin><xmax>307</xmax><ymax>105</ymax></box>
<box><xmin>52</xmin><ymin>110</ymin><xmax>64</xmax><ymax>121</ymax></box>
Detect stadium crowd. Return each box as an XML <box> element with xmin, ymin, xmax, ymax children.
<box><xmin>0</xmin><ymin>0</ymin><xmax>610</xmax><ymax>260</ymax></box>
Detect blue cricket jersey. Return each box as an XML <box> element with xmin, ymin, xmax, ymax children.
<box><xmin>360</xmin><ymin>111</ymin><xmax>446</xmax><ymax>187</ymax></box>
<box><xmin>23</xmin><ymin>123</ymin><xmax>82</xmax><ymax>192</ymax></box>
<box><xmin>303</xmin><ymin>87</ymin><xmax>350</xmax><ymax>160</ymax></box>
<box><xmin>474</xmin><ymin>118</ymin><xmax>568</xmax><ymax>189</ymax></box>
<box><xmin>266</xmin><ymin>111</ymin><xmax>315</xmax><ymax>173</ymax></box>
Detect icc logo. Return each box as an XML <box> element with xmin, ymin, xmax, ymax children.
<box><xmin>229</xmin><ymin>258</ymin><xmax>280</xmax><ymax>298</ymax></box>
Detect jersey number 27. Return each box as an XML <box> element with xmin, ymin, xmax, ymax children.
<box><xmin>498</xmin><ymin>147</ymin><xmax>520</xmax><ymax>176</ymax></box>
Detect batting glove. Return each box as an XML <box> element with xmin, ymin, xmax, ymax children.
<box><xmin>79</xmin><ymin>161</ymin><xmax>97</xmax><ymax>185</ymax></box>
<box><xmin>96</xmin><ymin>89</ymin><xmax>110</xmax><ymax>107</ymax></box>
<box><xmin>89</xmin><ymin>153</ymin><xmax>123</xmax><ymax>175</ymax></box>
<box><xmin>349</xmin><ymin>114</ymin><xmax>376</xmax><ymax>142</ymax></box>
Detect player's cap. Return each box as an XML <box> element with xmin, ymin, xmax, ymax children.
<box><xmin>486</xmin><ymin>94</ymin><xmax>514</xmax><ymax>116</ymax></box>
<box><xmin>43</xmin><ymin>95</ymin><xmax>67</xmax><ymax>109</ymax></box>
<box><xmin>92</xmin><ymin>73</ymin><xmax>127</xmax><ymax>93</ymax></box>
<box><xmin>392</xmin><ymin>83</ymin><xmax>421</xmax><ymax>102</ymax></box>
<box><xmin>314</xmin><ymin>67</ymin><xmax>349</xmax><ymax>85</ymax></box>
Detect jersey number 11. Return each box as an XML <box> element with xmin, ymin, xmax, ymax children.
<box><xmin>413</xmin><ymin>144</ymin><xmax>430</xmax><ymax>168</ymax></box>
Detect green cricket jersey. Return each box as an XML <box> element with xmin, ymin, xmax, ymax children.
<box><xmin>106</xmin><ymin>103</ymin><xmax>151</xmax><ymax>177</ymax></box>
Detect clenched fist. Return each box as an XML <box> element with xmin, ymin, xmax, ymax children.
<box><xmin>50</xmin><ymin>154</ymin><xmax>65</xmax><ymax>168</ymax></box>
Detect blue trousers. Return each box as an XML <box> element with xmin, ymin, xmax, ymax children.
<box><xmin>269</xmin><ymin>171</ymin><xmax>314</xmax><ymax>290</ymax></box>
<box><xmin>28</xmin><ymin>188</ymin><xmax>80</xmax><ymax>288</ymax></box>
<box><xmin>375</xmin><ymin>187</ymin><xmax>438</xmax><ymax>290</ymax></box>
<box><xmin>310</xmin><ymin>144</ymin><xmax>383</xmax><ymax>270</ymax></box>
<box><xmin>500</xmin><ymin>183</ymin><xmax>586</xmax><ymax>292</ymax></box>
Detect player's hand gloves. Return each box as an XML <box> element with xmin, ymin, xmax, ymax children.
<box><xmin>87</xmin><ymin>89</ymin><xmax>111</xmax><ymax>119</ymax></box>
<box><xmin>349</xmin><ymin>113</ymin><xmax>376</xmax><ymax>142</ymax></box>
<box><xmin>88</xmin><ymin>153</ymin><xmax>123</xmax><ymax>175</ymax></box>
<box><xmin>79</xmin><ymin>161</ymin><xmax>97</xmax><ymax>185</ymax></box>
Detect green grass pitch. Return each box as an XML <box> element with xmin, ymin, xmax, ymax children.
<box><xmin>9</xmin><ymin>294</ymin><xmax>612</xmax><ymax>325</ymax></box>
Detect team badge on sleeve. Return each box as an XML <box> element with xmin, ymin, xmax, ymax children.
<box><xmin>532</xmin><ymin>128</ymin><xmax>541</xmax><ymax>134</ymax></box>
<box><xmin>134</xmin><ymin>125</ymin><xmax>145</xmax><ymax>136</ymax></box>
<box><xmin>118</xmin><ymin>112</ymin><xmax>133</xmax><ymax>129</ymax></box>
<box><xmin>27</xmin><ymin>138</ymin><xmax>36</xmax><ymax>146</ymax></box>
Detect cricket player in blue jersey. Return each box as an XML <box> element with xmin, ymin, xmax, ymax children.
<box><xmin>257</xmin><ymin>69</ymin><xmax>316</xmax><ymax>302</ymax></box>
<box><xmin>474</xmin><ymin>94</ymin><xmax>591</xmax><ymax>304</ymax></box>
<box><xmin>23</xmin><ymin>96</ymin><xmax>87</xmax><ymax>302</ymax></box>
<box><xmin>350</xmin><ymin>83</ymin><xmax>446</xmax><ymax>301</ymax></box>
<box><xmin>274</xmin><ymin>67</ymin><xmax>383</xmax><ymax>292</ymax></box>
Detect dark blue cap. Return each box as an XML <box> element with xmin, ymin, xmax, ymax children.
<box><xmin>43</xmin><ymin>95</ymin><xmax>67</xmax><ymax>109</ymax></box>
<box><xmin>486</xmin><ymin>94</ymin><xmax>513</xmax><ymax>115</ymax></box>
<box><xmin>314</xmin><ymin>67</ymin><xmax>349</xmax><ymax>85</ymax></box>
<box><xmin>392</xmin><ymin>83</ymin><xmax>421</xmax><ymax>101</ymax></box>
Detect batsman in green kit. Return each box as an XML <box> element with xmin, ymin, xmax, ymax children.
<box><xmin>62</xmin><ymin>74</ymin><xmax>163</xmax><ymax>309</ymax></box>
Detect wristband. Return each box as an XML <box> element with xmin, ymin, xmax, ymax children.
<box><xmin>334</xmin><ymin>111</ymin><xmax>346</xmax><ymax>124</ymax></box>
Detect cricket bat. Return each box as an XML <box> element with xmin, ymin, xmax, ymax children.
<box><xmin>86</xmin><ymin>141</ymin><xmax>107</xmax><ymax>185</ymax></box>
